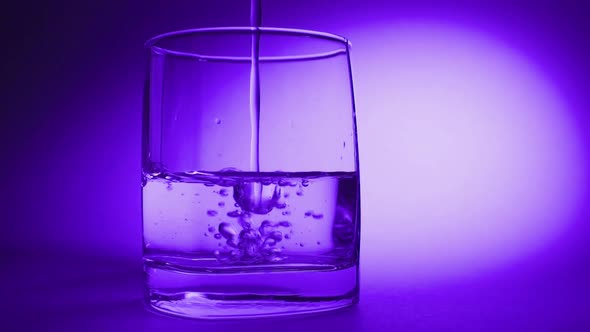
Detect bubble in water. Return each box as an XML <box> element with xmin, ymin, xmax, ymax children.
<box><xmin>282</xmin><ymin>211</ymin><xmax>291</xmax><ymax>216</ymax></box>
<box><xmin>276</xmin><ymin>221</ymin><xmax>290</xmax><ymax>228</ymax></box>
<box><xmin>227</xmin><ymin>210</ymin><xmax>241</xmax><ymax>218</ymax></box>
<box><xmin>233</xmin><ymin>182</ymin><xmax>281</xmax><ymax>214</ymax></box>
<box><xmin>214</xmin><ymin>118</ymin><xmax>221</xmax><ymax>125</ymax></box>
<box><xmin>243</xmin><ymin>243</ymin><xmax>259</xmax><ymax>257</ymax></box>
<box><xmin>270</xmin><ymin>231</ymin><xmax>283</xmax><ymax>242</ymax></box>
<box><xmin>207</xmin><ymin>210</ymin><xmax>218</xmax><ymax>217</ymax></box>
<box><xmin>208</xmin><ymin>226</ymin><xmax>216</xmax><ymax>233</ymax></box>
<box><xmin>278</xmin><ymin>179</ymin><xmax>295</xmax><ymax>187</ymax></box>
<box><xmin>214</xmin><ymin>250</ymin><xmax>220</xmax><ymax>256</ymax></box>
<box><xmin>238</xmin><ymin>214</ymin><xmax>252</xmax><ymax>230</ymax></box>
<box><xmin>259</xmin><ymin>220</ymin><xmax>272</xmax><ymax>235</ymax></box>
<box><xmin>301</xmin><ymin>179</ymin><xmax>309</xmax><ymax>187</ymax></box>
<box><xmin>214</xmin><ymin>233</ymin><xmax>222</xmax><ymax>239</ymax></box>
<box><xmin>218</xmin><ymin>201</ymin><xmax>225</xmax><ymax>208</ymax></box>
<box><xmin>312</xmin><ymin>213</ymin><xmax>324</xmax><ymax>219</ymax></box>
<box><xmin>218</xmin><ymin>222</ymin><xmax>237</xmax><ymax>239</ymax></box>
<box><xmin>238</xmin><ymin>228</ymin><xmax>260</xmax><ymax>241</ymax></box>
<box><xmin>219</xmin><ymin>189</ymin><xmax>229</xmax><ymax>197</ymax></box>
<box><xmin>304</xmin><ymin>210</ymin><xmax>313</xmax><ymax>217</ymax></box>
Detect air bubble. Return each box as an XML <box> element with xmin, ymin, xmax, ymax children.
<box><xmin>219</xmin><ymin>222</ymin><xmax>237</xmax><ymax>239</ymax></box>
<box><xmin>282</xmin><ymin>211</ymin><xmax>291</xmax><ymax>216</ymax></box>
<box><xmin>214</xmin><ymin>118</ymin><xmax>221</xmax><ymax>125</ymax></box>
<box><xmin>208</xmin><ymin>226</ymin><xmax>216</xmax><ymax>233</ymax></box>
<box><xmin>207</xmin><ymin>210</ymin><xmax>218</xmax><ymax>217</ymax></box>
<box><xmin>227</xmin><ymin>210</ymin><xmax>241</xmax><ymax>218</ymax></box>
<box><xmin>238</xmin><ymin>228</ymin><xmax>260</xmax><ymax>241</ymax></box>
<box><xmin>214</xmin><ymin>233</ymin><xmax>222</xmax><ymax>239</ymax></box>
<box><xmin>233</xmin><ymin>182</ymin><xmax>281</xmax><ymax>214</ymax></box>
<box><xmin>219</xmin><ymin>189</ymin><xmax>229</xmax><ymax>197</ymax></box>
<box><xmin>259</xmin><ymin>220</ymin><xmax>272</xmax><ymax>235</ymax></box>
<box><xmin>276</xmin><ymin>221</ymin><xmax>292</xmax><ymax>227</ymax></box>
<box><xmin>278</xmin><ymin>179</ymin><xmax>294</xmax><ymax>187</ymax></box>
<box><xmin>238</xmin><ymin>215</ymin><xmax>252</xmax><ymax>230</ymax></box>
<box><xmin>270</xmin><ymin>231</ymin><xmax>283</xmax><ymax>242</ymax></box>
<box><xmin>214</xmin><ymin>250</ymin><xmax>220</xmax><ymax>256</ymax></box>
<box><xmin>301</xmin><ymin>179</ymin><xmax>309</xmax><ymax>187</ymax></box>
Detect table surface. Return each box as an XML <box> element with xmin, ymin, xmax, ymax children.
<box><xmin>3</xmin><ymin>250</ymin><xmax>589</xmax><ymax>332</ymax></box>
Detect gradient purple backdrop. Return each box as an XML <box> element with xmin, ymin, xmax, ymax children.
<box><xmin>2</xmin><ymin>0</ymin><xmax>590</xmax><ymax>330</ymax></box>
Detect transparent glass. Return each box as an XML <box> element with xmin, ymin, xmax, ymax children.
<box><xmin>142</xmin><ymin>27</ymin><xmax>360</xmax><ymax>319</ymax></box>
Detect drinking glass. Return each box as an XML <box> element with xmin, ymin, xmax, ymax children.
<box><xmin>142</xmin><ymin>27</ymin><xmax>360</xmax><ymax>318</ymax></box>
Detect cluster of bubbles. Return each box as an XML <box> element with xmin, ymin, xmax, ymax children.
<box><xmin>203</xmin><ymin>176</ymin><xmax>317</xmax><ymax>264</ymax></box>
<box><xmin>154</xmin><ymin>168</ymin><xmax>332</xmax><ymax>264</ymax></box>
<box><xmin>212</xmin><ymin>215</ymin><xmax>292</xmax><ymax>264</ymax></box>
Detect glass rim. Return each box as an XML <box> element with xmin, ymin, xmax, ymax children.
<box><xmin>144</xmin><ymin>26</ymin><xmax>351</xmax><ymax>63</ymax></box>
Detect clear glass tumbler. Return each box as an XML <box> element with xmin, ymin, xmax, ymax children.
<box><xmin>142</xmin><ymin>27</ymin><xmax>360</xmax><ymax>318</ymax></box>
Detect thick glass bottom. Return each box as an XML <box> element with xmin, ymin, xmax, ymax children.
<box><xmin>144</xmin><ymin>259</ymin><xmax>358</xmax><ymax>319</ymax></box>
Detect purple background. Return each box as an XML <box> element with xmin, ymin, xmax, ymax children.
<box><xmin>3</xmin><ymin>0</ymin><xmax>590</xmax><ymax>330</ymax></box>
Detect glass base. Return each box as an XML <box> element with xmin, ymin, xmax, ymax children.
<box><xmin>144</xmin><ymin>260</ymin><xmax>359</xmax><ymax>319</ymax></box>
